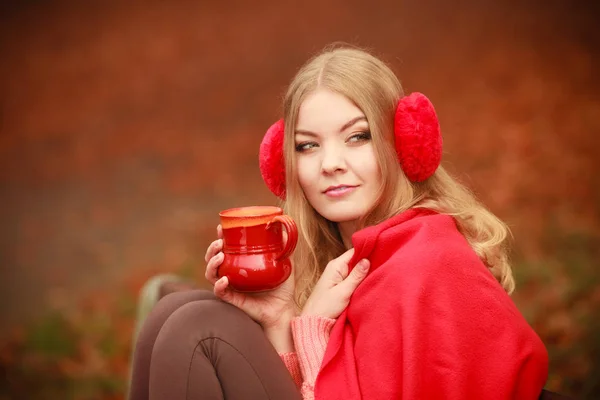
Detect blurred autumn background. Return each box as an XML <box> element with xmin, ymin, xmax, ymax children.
<box><xmin>0</xmin><ymin>0</ymin><xmax>598</xmax><ymax>399</ymax></box>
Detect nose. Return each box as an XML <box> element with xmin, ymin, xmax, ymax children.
<box><xmin>321</xmin><ymin>145</ymin><xmax>346</xmax><ymax>175</ymax></box>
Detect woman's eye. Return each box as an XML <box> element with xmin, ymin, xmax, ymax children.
<box><xmin>295</xmin><ymin>142</ymin><xmax>318</xmax><ymax>152</ymax></box>
<box><xmin>348</xmin><ymin>131</ymin><xmax>372</xmax><ymax>143</ymax></box>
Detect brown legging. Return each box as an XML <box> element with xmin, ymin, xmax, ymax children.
<box><xmin>128</xmin><ymin>289</ymin><xmax>302</xmax><ymax>400</ymax></box>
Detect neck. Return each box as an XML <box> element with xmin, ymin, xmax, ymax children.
<box><xmin>337</xmin><ymin>220</ymin><xmax>358</xmax><ymax>250</ymax></box>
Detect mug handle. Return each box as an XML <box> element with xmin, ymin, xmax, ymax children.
<box><xmin>266</xmin><ymin>215</ymin><xmax>298</xmax><ymax>260</ymax></box>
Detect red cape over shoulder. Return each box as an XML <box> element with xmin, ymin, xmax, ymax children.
<box><xmin>314</xmin><ymin>209</ymin><xmax>548</xmax><ymax>400</ymax></box>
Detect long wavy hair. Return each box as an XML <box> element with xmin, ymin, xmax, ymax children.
<box><xmin>279</xmin><ymin>45</ymin><xmax>514</xmax><ymax>308</ymax></box>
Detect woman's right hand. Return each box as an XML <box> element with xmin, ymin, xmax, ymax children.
<box><xmin>204</xmin><ymin>225</ymin><xmax>297</xmax><ymax>331</ymax></box>
<box><xmin>301</xmin><ymin>248</ymin><xmax>370</xmax><ymax>319</ymax></box>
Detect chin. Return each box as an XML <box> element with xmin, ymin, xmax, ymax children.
<box><xmin>317</xmin><ymin>206</ymin><xmax>366</xmax><ymax>224</ymax></box>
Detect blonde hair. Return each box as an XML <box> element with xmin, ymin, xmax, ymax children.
<box><xmin>279</xmin><ymin>45</ymin><xmax>514</xmax><ymax>307</ymax></box>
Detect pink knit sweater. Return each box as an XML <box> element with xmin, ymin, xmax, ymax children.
<box><xmin>279</xmin><ymin>316</ymin><xmax>336</xmax><ymax>399</ymax></box>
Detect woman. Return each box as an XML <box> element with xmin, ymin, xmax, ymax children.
<box><xmin>129</xmin><ymin>45</ymin><xmax>549</xmax><ymax>399</ymax></box>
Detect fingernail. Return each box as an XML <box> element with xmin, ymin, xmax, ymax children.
<box><xmin>359</xmin><ymin>260</ymin><xmax>370</xmax><ymax>270</ymax></box>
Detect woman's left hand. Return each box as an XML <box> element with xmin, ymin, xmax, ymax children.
<box><xmin>301</xmin><ymin>248</ymin><xmax>370</xmax><ymax>319</ymax></box>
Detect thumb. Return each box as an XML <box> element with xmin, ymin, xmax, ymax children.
<box><xmin>339</xmin><ymin>259</ymin><xmax>370</xmax><ymax>293</ymax></box>
<box><xmin>214</xmin><ymin>276</ymin><xmax>244</xmax><ymax>309</ymax></box>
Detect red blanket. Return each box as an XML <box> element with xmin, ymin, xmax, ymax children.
<box><xmin>315</xmin><ymin>209</ymin><xmax>548</xmax><ymax>399</ymax></box>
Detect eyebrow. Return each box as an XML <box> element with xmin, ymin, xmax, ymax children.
<box><xmin>295</xmin><ymin>116</ymin><xmax>368</xmax><ymax>137</ymax></box>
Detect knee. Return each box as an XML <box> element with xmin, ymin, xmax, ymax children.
<box><xmin>145</xmin><ymin>289</ymin><xmax>213</xmax><ymax>327</ymax></box>
<box><xmin>136</xmin><ymin>290</ymin><xmax>214</xmax><ymax>346</ymax></box>
<box><xmin>155</xmin><ymin>299</ymin><xmax>260</xmax><ymax>346</ymax></box>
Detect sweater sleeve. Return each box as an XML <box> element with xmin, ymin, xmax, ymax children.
<box><xmin>279</xmin><ymin>352</ymin><xmax>303</xmax><ymax>388</ymax></box>
<box><xmin>278</xmin><ymin>315</ymin><xmax>335</xmax><ymax>400</ymax></box>
<box><xmin>291</xmin><ymin>315</ymin><xmax>336</xmax><ymax>399</ymax></box>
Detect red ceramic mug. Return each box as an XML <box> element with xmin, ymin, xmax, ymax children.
<box><xmin>217</xmin><ymin>206</ymin><xmax>298</xmax><ymax>292</ymax></box>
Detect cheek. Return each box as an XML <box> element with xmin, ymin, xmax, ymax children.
<box><xmin>363</xmin><ymin>166</ymin><xmax>381</xmax><ymax>188</ymax></box>
<box><xmin>296</xmin><ymin>158</ymin><xmax>317</xmax><ymax>193</ymax></box>
<box><xmin>355</xmin><ymin>148</ymin><xmax>382</xmax><ymax>183</ymax></box>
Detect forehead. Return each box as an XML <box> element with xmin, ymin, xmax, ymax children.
<box><xmin>296</xmin><ymin>89</ymin><xmax>365</xmax><ymax>131</ymax></box>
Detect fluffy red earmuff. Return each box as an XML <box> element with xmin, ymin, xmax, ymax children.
<box><xmin>259</xmin><ymin>119</ymin><xmax>287</xmax><ymax>199</ymax></box>
<box><xmin>259</xmin><ymin>92</ymin><xmax>442</xmax><ymax>199</ymax></box>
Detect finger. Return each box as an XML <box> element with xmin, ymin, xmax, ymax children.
<box><xmin>204</xmin><ymin>238</ymin><xmax>223</xmax><ymax>263</ymax></box>
<box><xmin>217</xmin><ymin>224</ymin><xmax>223</xmax><ymax>239</ymax></box>
<box><xmin>214</xmin><ymin>277</ymin><xmax>246</xmax><ymax>310</ymax></box>
<box><xmin>338</xmin><ymin>248</ymin><xmax>355</xmax><ymax>262</ymax></box>
<box><xmin>204</xmin><ymin>252</ymin><xmax>224</xmax><ymax>285</ymax></box>
<box><xmin>323</xmin><ymin>248</ymin><xmax>355</xmax><ymax>279</ymax></box>
<box><xmin>214</xmin><ymin>276</ymin><xmax>229</xmax><ymax>297</ymax></box>
<box><xmin>338</xmin><ymin>259</ymin><xmax>370</xmax><ymax>294</ymax></box>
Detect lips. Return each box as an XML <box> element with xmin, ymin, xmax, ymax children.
<box><xmin>323</xmin><ymin>185</ymin><xmax>358</xmax><ymax>194</ymax></box>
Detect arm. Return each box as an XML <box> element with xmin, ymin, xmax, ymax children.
<box><xmin>292</xmin><ymin>316</ymin><xmax>336</xmax><ymax>397</ymax></box>
<box><xmin>278</xmin><ymin>315</ymin><xmax>336</xmax><ymax>399</ymax></box>
<box><xmin>274</xmin><ymin>248</ymin><xmax>370</xmax><ymax>397</ymax></box>
<box><xmin>280</xmin><ymin>352</ymin><xmax>303</xmax><ymax>388</ymax></box>
<box><xmin>282</xmin><ymin>249</ymin><xmax>368</xmax><ymax>398</ymax></box>
<box><xmin>262</xmin><ymin>310</ymin><xmax>303</xmax><ymax>387</ymax></box>
<box><xmin>264</xmin><ymin>311</ymin><xmax>295</xmax><ymax>353</ymax></box>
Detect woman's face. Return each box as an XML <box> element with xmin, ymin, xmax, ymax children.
<box><xmin>294</xmin><ymin>89</ymin><xmax>382</xmax><ymax>225</ymax></box>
